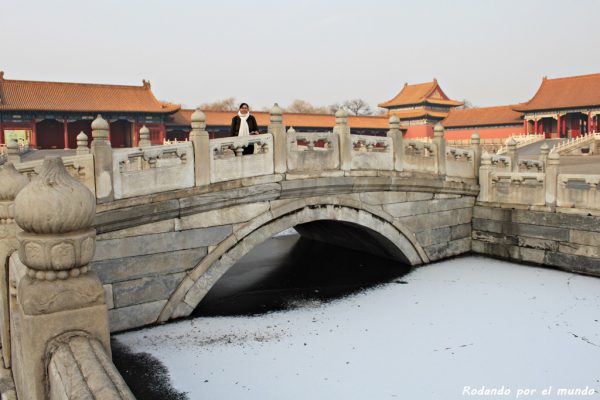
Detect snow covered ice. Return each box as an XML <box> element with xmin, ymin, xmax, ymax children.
<box><xmin>116</xmin><ymin>256</ymin><xmax>600</xmax><ymax>399</ymax></box>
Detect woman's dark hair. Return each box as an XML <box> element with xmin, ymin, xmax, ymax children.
<box><xmin>239</xmin><ymin>103</ymin><xmax>249</xmax><ymax>109</ymax></box>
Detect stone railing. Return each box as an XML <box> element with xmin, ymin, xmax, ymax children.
<box><xmin>551</xmin><ymin>132</ymin><xmax>599</xmax><ymax>156</ymax></box>
<box><xmin>112</xmin><ymin>142</ymin><xmax>194</xmax><ymax>199</ymax></box>
<box><xmin>209</xmin><ymin>133</ymin><xmax>274</xmax><ymax>183</ymax></box>
<box><xmin>402</xmin><ymin>139</ymin><xmax>438</xmax><ymax>173</ymax></box>
<box><xmin>557</xmin><ymin>174</ymin><xmax>600</xmax><ymax>211</ymax></box>
<box><xmin>446</xmin><ymin>146</ymin><xmax>475</xmax><ymax>178</ymax></box>
<box><xmin>497</xmin><ymin>133</ymin><xmax>544</xmax><ymax>155</ymax></box>
<box><xmin>14</xmin><ymin>153</ymin><xmax>96</xmax><ymax>193</ymax></box>
<box><xmin>287</xmin><ymin>129</ymin><xmax>340</xmax><ymax>171</ymax></box>
<box><xmin>351</xmin><ymin>134</ymin><xmax>393</xmax><ymax>170</ymax></box>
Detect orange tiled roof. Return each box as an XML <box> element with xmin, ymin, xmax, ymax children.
<box><xmin>515</xmin><ymin>73</ymin><xmax>600</xmax><ymax>112</ymax></box>
<box><xmin>168</xmin><ymin>109</ymin><xmax>389</xmax><ymax>129</ymax></box>
<box><xmin>378</xmin><ymin>79</ymin><xmax>463</xmax><ymax>108</ymax></box>
<box><xmin>442</xmin><ymin>105</ymin><xmax>523</xmax><ymax>128</ymax></box>
<box><xmin>0</xmin><ymin>72</ymin><xmax>180</xmax><ymax>114</ymax></box>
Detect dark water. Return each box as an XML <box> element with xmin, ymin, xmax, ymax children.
<box><xmin>113</xmin><ymin>233</ymin><xmax>411</xmax><ymax>399</ymax></box>
<box><xmin>194</xmin><ymin>233</ymin><xmax>412</xmax><ymax>316</ymax></box>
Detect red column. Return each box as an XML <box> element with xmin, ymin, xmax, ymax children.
<box><xmin>587</xmin><ymin>112</ymin><xmax>591</xmax><ymax>135</ymax></box>
<box><xmin>132</xmin><ymin>121</ymin><xmax>139</xmax><ymax>147</ymax></box>
<box><xmin>523</xmin><ymin>119</ymin><xmax>528</xmax><ymax>134</ymax></box>
<box><xmin>63</xmin><ymin>118</ymin><xmax>69</xmax><ymax>149</ymax></box>
<box><xmin>556</xmin><ymin>114</ymin><xmax>561</xmax><ymax>138</ymax></box>
<box><xmin>159</xmin><ymin>123</ymin><xmax>165</xmax><ymax>143</ymax></box>
<box><xmin>30</xmin><ymin>118</ymin><xmax>37</xmax><ymax>148</ymax></box>
<box><xmin>0</xmin><ymin>118</ymin><xmax>4</xmax><ymax>145</ymax></box>
<box><xmin>534</xmin><ymin>119</ymin><xmax>538</xmax><ymax>135</ymax></box>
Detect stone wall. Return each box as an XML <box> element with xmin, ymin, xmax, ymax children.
<box><xmin>472</xmin><ymin>205</ymin><xmax>600</xmax><ymax>276</ymax></box>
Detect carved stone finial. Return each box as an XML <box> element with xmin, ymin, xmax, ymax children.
<box><xmin>191</xmin><ymin>108</ymin><xmax>206</xmax><ymax>131</ymax></box>
<box><xmin>287</xmin><ymin>126</ymin><xmax>296</xmax><ymax>134</ymax></box>
<box><xmin>548</xmin><ymin>151</ymin><xmax>560</xmax><ymax>163</ymax></box>
<box><xmin>270</xmin><ymin>103</ymin><xmax>283</xmax><ymax>116</ymax></box>
<box><xmin>15</xmin><ymin>157</ymin><xmax>95</xmax><ymax>235</ymax></box>
<box><xmin>0</xmin><ymin>162</ymin><xmax>28</xmax><ymax>202</ymax></box>
<box><xmin>270</xmin><ymin>103</ymin><xmax>283</xmax><ymax>125</ymax></box>
<box><xmin>140</xmin><ymin>125</ymin><xmax>150</xmax><ymax>140</ymax></box>
<box><xmin>540</xmin><ymin>143</ymin><xmax>549</xmax><ymax>152</ymax></box>
<box><xmin>335</xmin><ymin>108</ymin><xmax>348</xmax><ymax>125</ymax></box>
<box><xmin>91</xmin><ymin>115</ymin><xmax>109</xmax><ymax>140</ymax></box>
<box><xmin>433</xmin><ymin>123</ymin><xmax>444</xmax><ymax>138</ymax></box>
<box><xmin>471</xmin><ymin>131</ymin><xmax>480</xmax><ymax>142</ymax></box>
<box><xmin>506</xmin><ymin>137</ymin><xmax>517</xmax><ymax>147</ymax></box>
<box><xmin>76</xmin><ymin>131</ymin><xmax>88</xmax><ymax>145</ymax></box>
<box><xmin>481</xmin><ymin>151</ymin><xmax>492</xmax><ymax>165</ymax></box>
<box><xmin>388</xmin><ymin>114</ymin><xmax>400</xmax><ymax>130</ymax></box>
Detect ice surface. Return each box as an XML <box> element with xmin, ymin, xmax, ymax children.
<box><xmin>116</xmin><ymin>256</ymin><xmax>600</xmax><ymax>399</ymax></box>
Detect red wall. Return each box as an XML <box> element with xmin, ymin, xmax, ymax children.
<box><xmin>444</xmin><ymin>125</ymin><xmax>524</xmax><ymax>140</ymax></box>
<box><xmin>403</xmin><ymin>124</ymin><xmax>434</xmax><ymax>139</ymax></box>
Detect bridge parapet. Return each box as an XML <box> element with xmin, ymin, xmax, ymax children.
<box><xmin>209</xmin><ymin>133</ymin><xmax>274</xmax><ymax>183</ymax></box>
<box><xmin>287</xmin><ymin>130</ymin><xmax>340</xmax><ymax>171</ymax></box>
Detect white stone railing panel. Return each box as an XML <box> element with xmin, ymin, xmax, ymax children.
<box><xmin>351</xmin><ymin>134</ymin><xmax>393</xmax><ymax>170</ymax></box>
<box><xmin>402</xmin><ymin>140</ymin><xmax>438</xmax><ymax>173</ymax></box>
<box><xmin>518</xmin><ymin>159</ymin><xmax>544</xmax><ymax>172</ymax></box>
<box><xmin>112</xmin><ymin>142</ymin><xmax>194</xmax><ymax>199</ymax></box>
<box><xmin>287</xmin><ymin>131</ymin><xmax>339</xmax><ymax>171</ymax></box>
<box><xmin>497</xmin><ymin>134</ymin><xmax>544</xmax><ymax>154</ymax></box>
<box><xmin>552</xmin><ymin>133</ymin><xmax>599</xmax><ymax>155</ymax></box>
<box><xmin>446</xmin><ymin>147</ymin><xmax>475</xmax><ymax>178</ymax></box>
<box><xmin>210</xmin><ymin>133</ymin><xmax>274</xmax><ymax>183</ymax></box>
<box><xmin>490</xmin><ymin>155</ymin><xmax>511</xmax><ymax>171</ymax></box>
<box><xmin>15</xmin><ymin>154</ymin><xmax>96</xmax><ymax>194</ymax></box>
<box><xmin>489</xmin><ymin>172</ymin><xmax>545</xmax><ymax>205</ymax></box>
<box><xmin>557</xmin><ymin>174</ymin><xmax>600</xmax><ymax>210</ymax></box>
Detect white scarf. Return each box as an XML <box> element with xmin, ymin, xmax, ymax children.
<box><xmin>238</xmin><ymin>111</ymin><xmax>250</xmax><ymax>136</ymax></box>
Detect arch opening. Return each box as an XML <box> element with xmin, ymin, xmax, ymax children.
<box><xmin>159</xmin><ymin>204</ymin><xmax>427</xmax><ymax>322</ymax></box>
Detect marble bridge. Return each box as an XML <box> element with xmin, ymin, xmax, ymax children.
<box><xmin>1</xmin><ymin>106</ymin><xmax>599</xmax><ymax>399</ymax></box>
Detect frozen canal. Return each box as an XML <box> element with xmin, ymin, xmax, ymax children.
<box><xmin>116</xmin><ymin>235</ymin><xmax>600</xmax><ymax>399</ymax></box>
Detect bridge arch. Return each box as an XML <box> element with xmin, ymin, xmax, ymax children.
<box><xmin>158</xmin><ymin>202</ymin><xmax>429</xmax><ymax>322</ymax></box>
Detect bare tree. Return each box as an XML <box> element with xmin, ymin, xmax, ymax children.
<box><xmin>343</xmin><ymin>98</ymin><xmax>372</xmax><ymax>116</ymax></box>
<box><xmin>200</xmin><ymin>97</ymin><xmax>238</xmax><ymax>111</ymax></box>
<box><xmin>459</xmin><ymin>99</ymin><xmax>476</xmax><ymax>109</ymax></box>
<box><xmin>285</xmin><ymin>99</ymin><xmax>329</xmax><ymax>114</ymax></box>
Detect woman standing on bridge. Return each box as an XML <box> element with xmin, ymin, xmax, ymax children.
<box><xmin>231</xmin><ymin>102</ymin><xmax>259</xmax><ymax>155</ymax></box>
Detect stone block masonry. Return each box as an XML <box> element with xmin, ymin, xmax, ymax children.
<box><xmin>472</xmin><ymin>205</ymin><xmax>600</xmax><ymax>276</ymax></box>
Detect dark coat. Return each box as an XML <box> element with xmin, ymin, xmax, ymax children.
<box><xmin>231</xmin><ymin>115</ymin><xmax>259</xmax><ymax>136</ymax></box>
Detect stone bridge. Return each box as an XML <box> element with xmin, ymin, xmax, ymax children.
<box><xmin>1</xmin><ymin>106</ymin><xmax>600</xmax><ymax>399</ymax></box>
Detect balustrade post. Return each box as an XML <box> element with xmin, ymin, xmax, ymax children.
<box><xmin>387</xmin><ymin>115</ymin><xmax>403</xmax><ymax>171</ymax></box>
<box><xmin>138</xmin><ymin>125</ymin><xmax>152</xmax><ymax>148</ymax></box>
<box><xmin>433</xmin><ymin>123</ymin><xmax>446</xmax><ymax>176</ymax></box>
<box><xmin>11</xmin><ymin>157</ymin><xmax>111</xmax><ymax>400</ymax></box>
<box><xmin>268</xmin><ymin>103</ymin><xmax>286</xmax><ymax>173</ymax></box>
<box><xmin>7</xmin><ymin>139</ymin><xmax>21</xmax><ymax>164</ymax></box>
<box><xmin>478</xmin><ymin>152</ymin><xmax>492</xmax><ymax>202</ymax></box>
<box><xmin>334</xmin><ymin>108</ymin><xmax>352</xmax><ymax>171</ymax></box>
<box><xmin>506</xmin><ymin>137</ymin><xmax>518</xmax><ymax>172</ymax></box>
<box><xmin>539</xmin><ymin>143</ymin><xmax>549</xmax><ymax>166</ymax></box>
<box><xmin>76</xmin><ymin>131</ymin><xmax>90</xmax><ymax>155</ymax></box>
<box><xmin>90</xmin><ymin>115</ymin><xmax>114</xmax><ymax>202</ymax></box>
<box><xmin>470</xmin><ymin>131</ymin><xmax>481</xmax><ymax>178</ymax></box>
<box><xmin>190</xmin><ymin>108</ymin><xmax>210</xmax><ymax>186</ymax></box>
<box><xmin>0</xmin><ymin>163</ymin><xmax>28</xmax><ymax>368</ymax></box>
<box><xmin>545</xmin><ymin>152</ymin><xmax>560</xmax><ymax>208</ymax></box>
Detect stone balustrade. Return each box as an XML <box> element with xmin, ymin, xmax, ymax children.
<box><xmin>445</xmin><ymin>146</ymin><xmax>475</xmax><ymax>178</ymax></box>
<box><xmin>497</xmin><ymin>133</ymin><xmax>544</xmax><ymax>155</ymax></box>
<box><xmin>209</xmin><ymin>133</ymin><xmax>274</xmax><ymax>183</ymax></box>
<box><xmin>551</xmin><ymin>132</ymin><xmax>599</xmax><ymax>155</ymax></box>
<box><xmin>557</xmin><ymin>174</ymin><xmax>600</xmax><ymax>211</ymax></box>
<box><xmin>287</xmin><ymin>130</ymin><xmax>340</xmax><ymax>171</ymax></box>
<box><xmin>112</xmin><ymin>142</ymin><xmax>194</xmax><ymax>199</ymax></box>
<box><xmin>14</xmin><ymin>153</ymin><xmax>96</xmax><ymax>193</ymax></box>
<box><xmin>350</xmin><ymin>134</ymin><xmax>393</xmax><ymax>170</ymax></box>
<box><xmin>402</xmin><ymin>139</ymin><xmax>438</xmax><ymax>174</ymax></box>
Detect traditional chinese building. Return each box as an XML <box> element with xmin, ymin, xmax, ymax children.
<box><xmin>378</xmin><ymin>79</ymin><xmax>463</xmax><ymax>138</ymax></box>
<box><xmin>0</xmin><ymin>71</ymin><xmax>179</xmax><ymax>149</ymax></box>
<box><xmin>441</xmin><ymin>105</ymin><xmax>524</xmax><ymax>140</ymax></box>
<box><xmin>514</xmin><ymin>73</ymin><xmax>600</xmax><ymax>138</ymax></box>
<box><xmin>166</xmin><ymin>109</ymin><xmax>389</xmax><ymax>140</ymax></box>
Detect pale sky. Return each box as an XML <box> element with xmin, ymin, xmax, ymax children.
<box><xmin>2</xmin><ymin>0</ymin><xmax>599</xmax><ymax>111</ymax></box>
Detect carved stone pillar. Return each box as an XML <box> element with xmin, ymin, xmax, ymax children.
<box><xmin>387</xmin><ymin>115</ymin><xmax>403</xmax><ymax>172</ymax></box>
<box><xmin>539</xmin><ymin>143</ymin><xmax>549</xmax><ymax>166</ymax></box>
<box><xmin>76</xmin><ymin>131</ymin><xmax>90</xmax><ymax>155</ymax></box>
<box><xmin>6</xmin><ymin>139</ymin><xmax>20</xmax><ymax>164</ymax></box>
<box><xmin>506</xmin><ymin>137</ymin><xmax>518</xmax><ymax>172</ymax></box>
<box><xmin>90</xmin><ymin>115</ymin><xmax>114</xmax><ymax>202</ymax></box>
<box><xmin>478</xmin><ymin>152</ymin><xmax>492</xmax><ymax>203</ymax></box>
<box><xmin>0</xmin><ymin>163</ymin><xmax>28</xmax><ymax>368</ymax></box>
<box><xmin>545</xmin><ymin>152</ymin><xmax>560</xmax><ymax>209</ymax></box>
<box><xmin>11</xmin><ymin>157</ymin><xmax>110</xmax><ymax>400</ymax></box>
<box><xmin>268</xmin><ymin>103</ymin><xmax>287</xmax><ymax>174</ymax></box>
<box><xmin>335</xmin><ymin>108</ymin><xmax>352</xmax><ymax>171</ymax></box>
<box><xmin>470</xmin><ymin>131</ymin><xmax>481</xmax><ymax>178</ymax></box>
<box><xmin>138</xmin><ymin>125</ymin><xmax>152</xmax><ymax>148</ymax></box>
<box><xmin>189</xmin><ymin>108</ymin><xmax>210</xmax><ymax>187</ymax></box>
<box><xmin>433</xmin><ymin>123</ymin><xmax>446</xmax><ymax>176</ymax></box>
